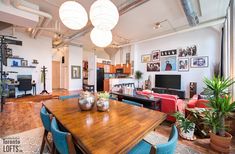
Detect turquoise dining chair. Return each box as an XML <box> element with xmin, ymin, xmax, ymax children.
<box><xmin>122</xmin><ymin>99</ymin><xmax>143</xmax><ymax>107</ymax></box>
<box><xmin>128</xmin><ymin>125</ymin><xmax>178</xmax><ymax>154</ymax></box>
<box><xmin>40</xmin><ymin>106</ymin><xmax>54</xmax><ymax>154</ymax></box>
<box><xmin>59</xmin><ymin>94</ymin><xmax>80</xmax><ymax>101</ymax></box>
<box><xmin>51</xmin><ymin>117</ymin><xmax>76</xmax><ymax>154</ymax></box>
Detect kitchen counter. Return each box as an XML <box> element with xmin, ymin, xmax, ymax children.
<box><xmin>107</xmin><ymin>78</ymin><xmax>135</xmax><ymax>91</ymax></box>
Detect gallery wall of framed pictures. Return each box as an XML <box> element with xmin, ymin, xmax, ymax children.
<box><xmin>141</xmin><ymin>45</ymin><xmax>209</xmax><ymax>72</ymax></box>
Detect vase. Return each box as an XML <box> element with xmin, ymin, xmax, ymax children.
<box><xmin>97</xmin><ymin>98</ymin><xmax>109</xmax><ymax>112</ymax></box>
<box><xmin>78</xmin><ymin>92</ymin><xmax>95</xmax><ymax>111</ymax></box>
<box><xmin>210</xmin><ymin>132</ymin><xmax>232</xmax><ymax>153</ymax></box>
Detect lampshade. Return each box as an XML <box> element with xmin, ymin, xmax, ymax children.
<box><xmin>90</xmin><ymin>28</ymin><xmax>112</xmax><ymax>47</ymax></box>
<box><xmin>90</xmin><ymin>0</ymin><xmax>119</xmax><ymax>31</ymax></box>
<box><xmin>59</xmin><ymin>1</ymin><xmax>88</xmax><ymax>30</ymax></box>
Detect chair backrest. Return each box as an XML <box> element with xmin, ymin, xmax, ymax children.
<box><xmin>51</xmin><ymin>117</ymin><xmax>76</xmax><ymax>154</ymax></box>
<box><xmin>122</xmin><ymin>99</ymin><xmax>143</xmax><ymax>107</ymax></box>
<box><xmin>40</xmin><ymin>106</ymin><xmax>51</xmax><ymax>132</ymax></box>
<box><xmin>156</xmin><ymin>125</ymin><xmax>178</xmax><ymax>154</ymax></box>
<box><xmin>59</xmin><ymin>94</ymin><xmax>80</xmax><ymax>101</ymax></box>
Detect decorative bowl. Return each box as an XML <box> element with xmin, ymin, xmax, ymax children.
<box><xmin>78</xmin><ymin>91</ymin><xmax>95</xmax><ymax>111</ymax></box>
<box><xmin>97</xmin><ymin>98</ymin><xmax>109</xmax><ymax>112</ymax></box>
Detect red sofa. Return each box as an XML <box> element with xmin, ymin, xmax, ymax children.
<box><xmin>187</xmin><ymin>95</ymin><xmax>209</xmax><ymax>108</ymax></box>
<box><xmin>137</xmin><ymin>91</ymin><xmax>185</xmax><ymax>122</ymax></box>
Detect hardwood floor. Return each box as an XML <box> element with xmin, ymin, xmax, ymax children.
<box><xmin>1</xmin><ymin>90</ymin><xmax>235</xmax><ymax>154</ymax></box>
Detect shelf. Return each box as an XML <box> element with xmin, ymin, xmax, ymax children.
<box><xmin>11</xmin><ymin>65</ymin><xmax>36</xmax><ymax>68</ymax></box>
<box><xmin>8</xmin><ymin>57</ymin><xmax>24</xmax><ymax>60</ymax></box>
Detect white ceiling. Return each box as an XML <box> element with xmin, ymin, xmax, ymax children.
<box><xmin>10</xmin><ymin>0</ymin><xmax>231</xmax><ymax>51</ymax></box>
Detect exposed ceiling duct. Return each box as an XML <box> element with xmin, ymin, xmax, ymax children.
<box><xmin>180</xmin><ymin>0</ymin><xmax>199</xmax><ymax>26</ymax></box>
<box><xmin>0</xmin><ymin>21</ymin><xmax>12</xmax><ymax>31</ymax></box>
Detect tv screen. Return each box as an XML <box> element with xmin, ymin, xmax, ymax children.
<box><xmin>155</xmin><ymin>75</ymin><xmax>181</xmax><ymax>89</ymax></box>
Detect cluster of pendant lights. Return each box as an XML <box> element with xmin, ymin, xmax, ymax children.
<box><xmin>59</xmin><ymin>0</ymin><xmax>119</xmax><ymax>47</ymax></box>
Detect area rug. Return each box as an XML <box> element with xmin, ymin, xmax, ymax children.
<box><xmin>0</xmin><ymin>127</ymin><xmax>200</xmax><ymax>154</ymax></box>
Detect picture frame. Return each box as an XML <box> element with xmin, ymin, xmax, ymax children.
<box><xmin>161</xmin><ymin>49</ymin><xmax>177</xmax><ymax>57</ymax></box>
<box><xmin>152</xmin><ymin>50</ymin><xmax>160</xmax><ymax>61</ymax></box>
<box><xmin>160</xmin><ymin>56</ymin><xmax>177</xmax><ymax>71</ymax></box>
<box><xmin>147</xmin><ymin>62</ymin><xmax>160</xmax><ymax>72</ymax></box>
<box><xmin>190</xmin><ymin>56</ymin><xmax>209</xmax><ymax>68</ymax></box>
<box><xmin>178</xmin><ymin>45</ymin><xmax>197</xmax><ymax>57</ymax></box>
<box><xmin>178</xmin><ymin>58</ymin><xmax>189</xmax><ymax>72</ymax></box>
<box><xmin>71</xmin><ymin>65</ymin><xmax>81</xmax><ymax>79</ymax></box>
<box><xmin>141</xmin><ymin>54</ymin><xmax>151</xmax><ymax>63</ymax></box>
<box><xmin>21</xmin><ymin>60</ymin><xmax>28</xmax><ymax>66</ymax></box>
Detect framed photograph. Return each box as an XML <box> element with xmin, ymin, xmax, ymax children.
<box><xmin>178</xmin><ymin>58</ymin><xmax>189</xmax><ymax>71</ymax></box>
<box><xmin>178</xmin><ymin>45</ymin><xmax>197</xmax><ymax>57</ymax></box>
<box><xmin>71</xmin><ymin>65</ymin><xmax>81</xmax><ymax>79</ymax></box>
<box><xmin>147</xmin><ymin>62</ymin><xmax>160</xmax><ymax>72</ymax></box>
<box><xmin>161</xmin><ymin>56</ymin><xmax>177</xmax><ymax>71</ymax></box>
<box><xmin>161</xmin><ymin>49</ymin><xmax>177</xmax><ymax>57</ymax></box>
<box><xmin>21</xmin><ymin>60</ymin><xmax>28</xmax><ymax>66</ymax></box>
<box><xmin>191</xmin><ymin>56</ymin><xmax>209</xmax><ymax>68</ymax></box>
<box><xmin>141</xmin><ymin>54</ymin><xmax>151</xmax><ymax>63</ymax></box>
<box><xmin>152</xmin><ymin>50</ymin><xmax>160</xmax><ymax>61</ymax></box>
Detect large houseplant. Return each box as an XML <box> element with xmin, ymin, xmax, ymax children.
<box><xmin>203</xmin><ymin>77</ymin><xmax>235</xmax><ymax>153</ymax></box>
<box><xmin>135</xmin><ymin>70</ymin><xmax>143</xmax><ymax>89</ymax></box>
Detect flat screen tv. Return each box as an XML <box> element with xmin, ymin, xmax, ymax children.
<box><xmin>155</xmin><ymin>75</ymin><xmax>181</xmax><ymax>89</ymax></box>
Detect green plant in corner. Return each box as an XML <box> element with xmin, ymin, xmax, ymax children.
<box><xmin>135</xmin><ymin>70</ymin><xmax>143</xmax><ymax>88</ymax></box>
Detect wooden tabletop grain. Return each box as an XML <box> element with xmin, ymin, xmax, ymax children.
<box><xmin>43</xmin><ymin>98</ymin><xmax>166</xmax><ymax>154</ymax></box>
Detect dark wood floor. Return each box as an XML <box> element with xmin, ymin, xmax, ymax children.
<box><xmin>0</xmin><ymin>90</ymin><xmax>235</xmax><ymax>154</ymax></box>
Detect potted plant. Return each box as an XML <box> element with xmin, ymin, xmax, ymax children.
<box><xmin>135</xmin><ymin>70</ymin><xmax>143</xmax><ymax>89</ymax></box>
<box><xmin>203</xmin><ymin>77</ymin><xmax>235</xmax><ymax>153</ymax></box>
<box><xmin>97</xmin><ymin>92</ymin><xmax>110</xmax><ymax>112</ymax></box>
<box><xmin>173</xmin><ymin>112</ymin><xmax>195</xmax><ymax>140</ymax></box>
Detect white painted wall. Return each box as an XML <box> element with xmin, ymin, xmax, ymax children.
<box><xmin>68</xmin><ymin>45</ymin><xmax>83</xmax><ymax>91</ymax></box>
<box><xmin>83</xmin><ymin>50</ymin><xmax>110</xmax><ymax>60</ymax></box>
<box><xmin>2</xmin><ymin>30</ymin><xmax>52</xmax><ymax>95</ymax></box>
<box><xmin>134</xmin><ymin>27</ymin><xmax>221</xmax><ymax>98</ymax></box>
<box><xmin>111</xmin><ymin>45</ymin><xmax>133</xmax><ymax>65</ymax></box>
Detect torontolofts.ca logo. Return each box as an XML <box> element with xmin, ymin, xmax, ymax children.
<box><xmin>2</xmin><ymin>137</ymin><xmax>23</xmax><ymax>153</ymax></box>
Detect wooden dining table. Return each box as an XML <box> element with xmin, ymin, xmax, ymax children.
<box><xmin>43</xmin><ymin>98</ymin><xmax>167</xmax><ymax>154</ymax></box>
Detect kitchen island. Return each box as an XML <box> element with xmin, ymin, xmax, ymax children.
<box><xmin>104</xmin><ymin>78</ymin><xmax>136</xmax><ymax>91</ymax></box>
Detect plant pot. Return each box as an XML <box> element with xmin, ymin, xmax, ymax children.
<box><xmin>97</xmin><ymin>98</ymin><xmax>109</xmax><ymax>112</ymax></box>
<box><xmin>180</xmin><ymin>123</ymin><xmax>195</xmax><ymax>139</ymax></box>
<box><xmin>210</xmin><ymin>132</ymin><xmax>232</xmax><ymax>153</ymax></box>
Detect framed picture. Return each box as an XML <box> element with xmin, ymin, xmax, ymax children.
<box><xmin>161</xmin><ymin>56</ymin><xmax>177</xmax><ymax>71</ymax></box>
<box><xmin>152</xmin><ymin>50</ymin><xmax>160</xmax><ymax>61</ymax></box>
<box><xmin>147</xmin><ymin>62</ymin><xmax>160</xmax><ymax>72</ymax></box>
<box><xmin>178</xmin><ymin>45</ymin><xmax>197</xmax><ymax>57</ymax></box>
<box><xmin>141</xmin><ymin>54</ymin><xmax>151</xmax><ymax>63</ymax></box>
<box><xmin>178</xmin><ymin>58</ymin><xmax>189</xmax><ymax>71</ymax></box>
<box><xmin>191</xmin><ymin>56</ymin><xmax>209</xmax><ymax>68</ymax></box>
<box><xmin>21</xmin><ymin>60</ymin><xmax>28</xmax><ymax>66</ymax></box>
<box><xmin>161</xmin><ymin>49</ymin><xmax>177</xmax><ymax>57</ymax></box>
<box><xmin>71</xmin><ymin>65</ymin><xmax>81</xmax><ymax>79</ymax></box>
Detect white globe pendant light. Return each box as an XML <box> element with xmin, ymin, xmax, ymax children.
<box><xmin>59</xmin><ymin>1</ymin><xmax>88</xmax><ymax>30</ymax></box>
<box><xmin>90</xmin><ymin>27</ymin><xmax>112</xmax><ymax>47</ymax></box>
<box><xmin>90</xmin><ymin>0</ymin><xmax>119</xmax><ymax>31</ymax></box>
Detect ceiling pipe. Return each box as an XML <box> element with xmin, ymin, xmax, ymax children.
<box><xmin>119</xmin><ymin>17</ymin><xmax>225</xmax><ymax>47</ymax></box>
<box><xmin>55</xmin><ymin>0</ymin><xmax>150</xmax><ymax>48</ymax></box>
<box><xmin>180</xmin><ymin>0</ymin><xmax>199</xmax><ymax>26</ymax></box>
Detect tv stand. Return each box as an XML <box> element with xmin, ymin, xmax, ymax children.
<box><xmin>152</xmin><ymin>87</ymin><xmax>185</xmax><ymax>99</ymax></box>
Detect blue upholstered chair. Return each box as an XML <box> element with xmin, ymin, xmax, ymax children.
<box><xmin>122</xmin><ymin>99</ymin><xmax>143</xmax><ymax>107</ymax></box>
<box><xmin>109</xmin><ymin>96</ymin><xmax>118</xmax><ymax>100</ymax></box>
<box><xmin>59</xmin><ymin>94</ymin><xmax>80</xmax><ymax>101</ymax></box>
<box><xmin>40</xmin><ymin>106</ymin><xmax>54</xmax><ymax>154</ymax></box>
<box><xmin>128</xmin><ymin>125</ymin><xmax>178</xmax><ymax>154</ymax></box>
<box><xmin>51</xmin><ymin>117</ymin><xmax>76</xmax><ymax>154</ymax></box>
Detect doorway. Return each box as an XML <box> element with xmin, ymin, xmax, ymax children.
<box><xmin>52</xmin><ymin>61</ymin><xmax>60</xmax><ymax>89</ymax></box>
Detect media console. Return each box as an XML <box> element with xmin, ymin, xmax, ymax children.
<box><xmin>152</xmin><ymin>87</ymin><xmax>185</xmax><ymax>99</ymax></box>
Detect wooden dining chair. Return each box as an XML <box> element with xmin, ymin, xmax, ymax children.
<box><xmin>51</xmin><ymin>117</ymin><xmax>76</xmax><ymax>154</ymax></box>
<box><xmin>40</xmin><ymin>106</ymin><xmax>54</xmax><ymax>154</ymax></box>
<box><xmin>122</xmin><ymin>99</ymin><xmax>143</xmax><ymax>107</ymax></box>
<box><xmin>128</xmin><ymin>125</ymin><xmax>178</xmax><ymax>154</ymax></box>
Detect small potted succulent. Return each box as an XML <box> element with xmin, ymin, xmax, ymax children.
<box><xmin>97</xmin><ymin>92</ymin><xmax>110</xmax><ymax>112</ymax></box>
<box><xmin>173</xmin><ymin>112</ymin><xmax>195</xmax><ymax>140</ymax></box>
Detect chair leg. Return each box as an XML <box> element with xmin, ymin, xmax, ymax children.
<box><xmin>40</xmin><ymin>129</ymin><xmax>48</xmax><ymax>154</ymax></box>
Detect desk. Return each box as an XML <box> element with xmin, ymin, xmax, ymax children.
<box><xmin>111</xmin><ymin>91</ymin><xmax>161</xmax><ymax>110</ymax></box>
<box><xmin>7</xmin><ymin>82</ymin><xmax>36</xmax><ymax>97</ymax></box>
<box><xmin>43</xmin><ymin>99</ymin><xmax>166</xmax><ymax>154</ymax></box>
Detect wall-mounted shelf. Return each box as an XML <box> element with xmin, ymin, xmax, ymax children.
<box><xmin>11</xmin><ymin>65</ymin><xmax>36</xmax><ymax>68</ymax></box>
<box><xmin>8</xmin><ymin>57</ymin><xmax>24</xmax><ymax>60</ymax></box>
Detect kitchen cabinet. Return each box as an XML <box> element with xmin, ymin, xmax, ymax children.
<box><xmin>123</xmin><ymin>63</ymin><xmax>131</xmax><ymax>74</ymax></box>
<box><xmin>97</xmin><ymin>63</ymin><xmax>104</xmax><ymax>68</ymax></box>
<box><xmin>104</xmin><ymin>79</ymin><xmax>110</xmax><ymax>92</ymax></box>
